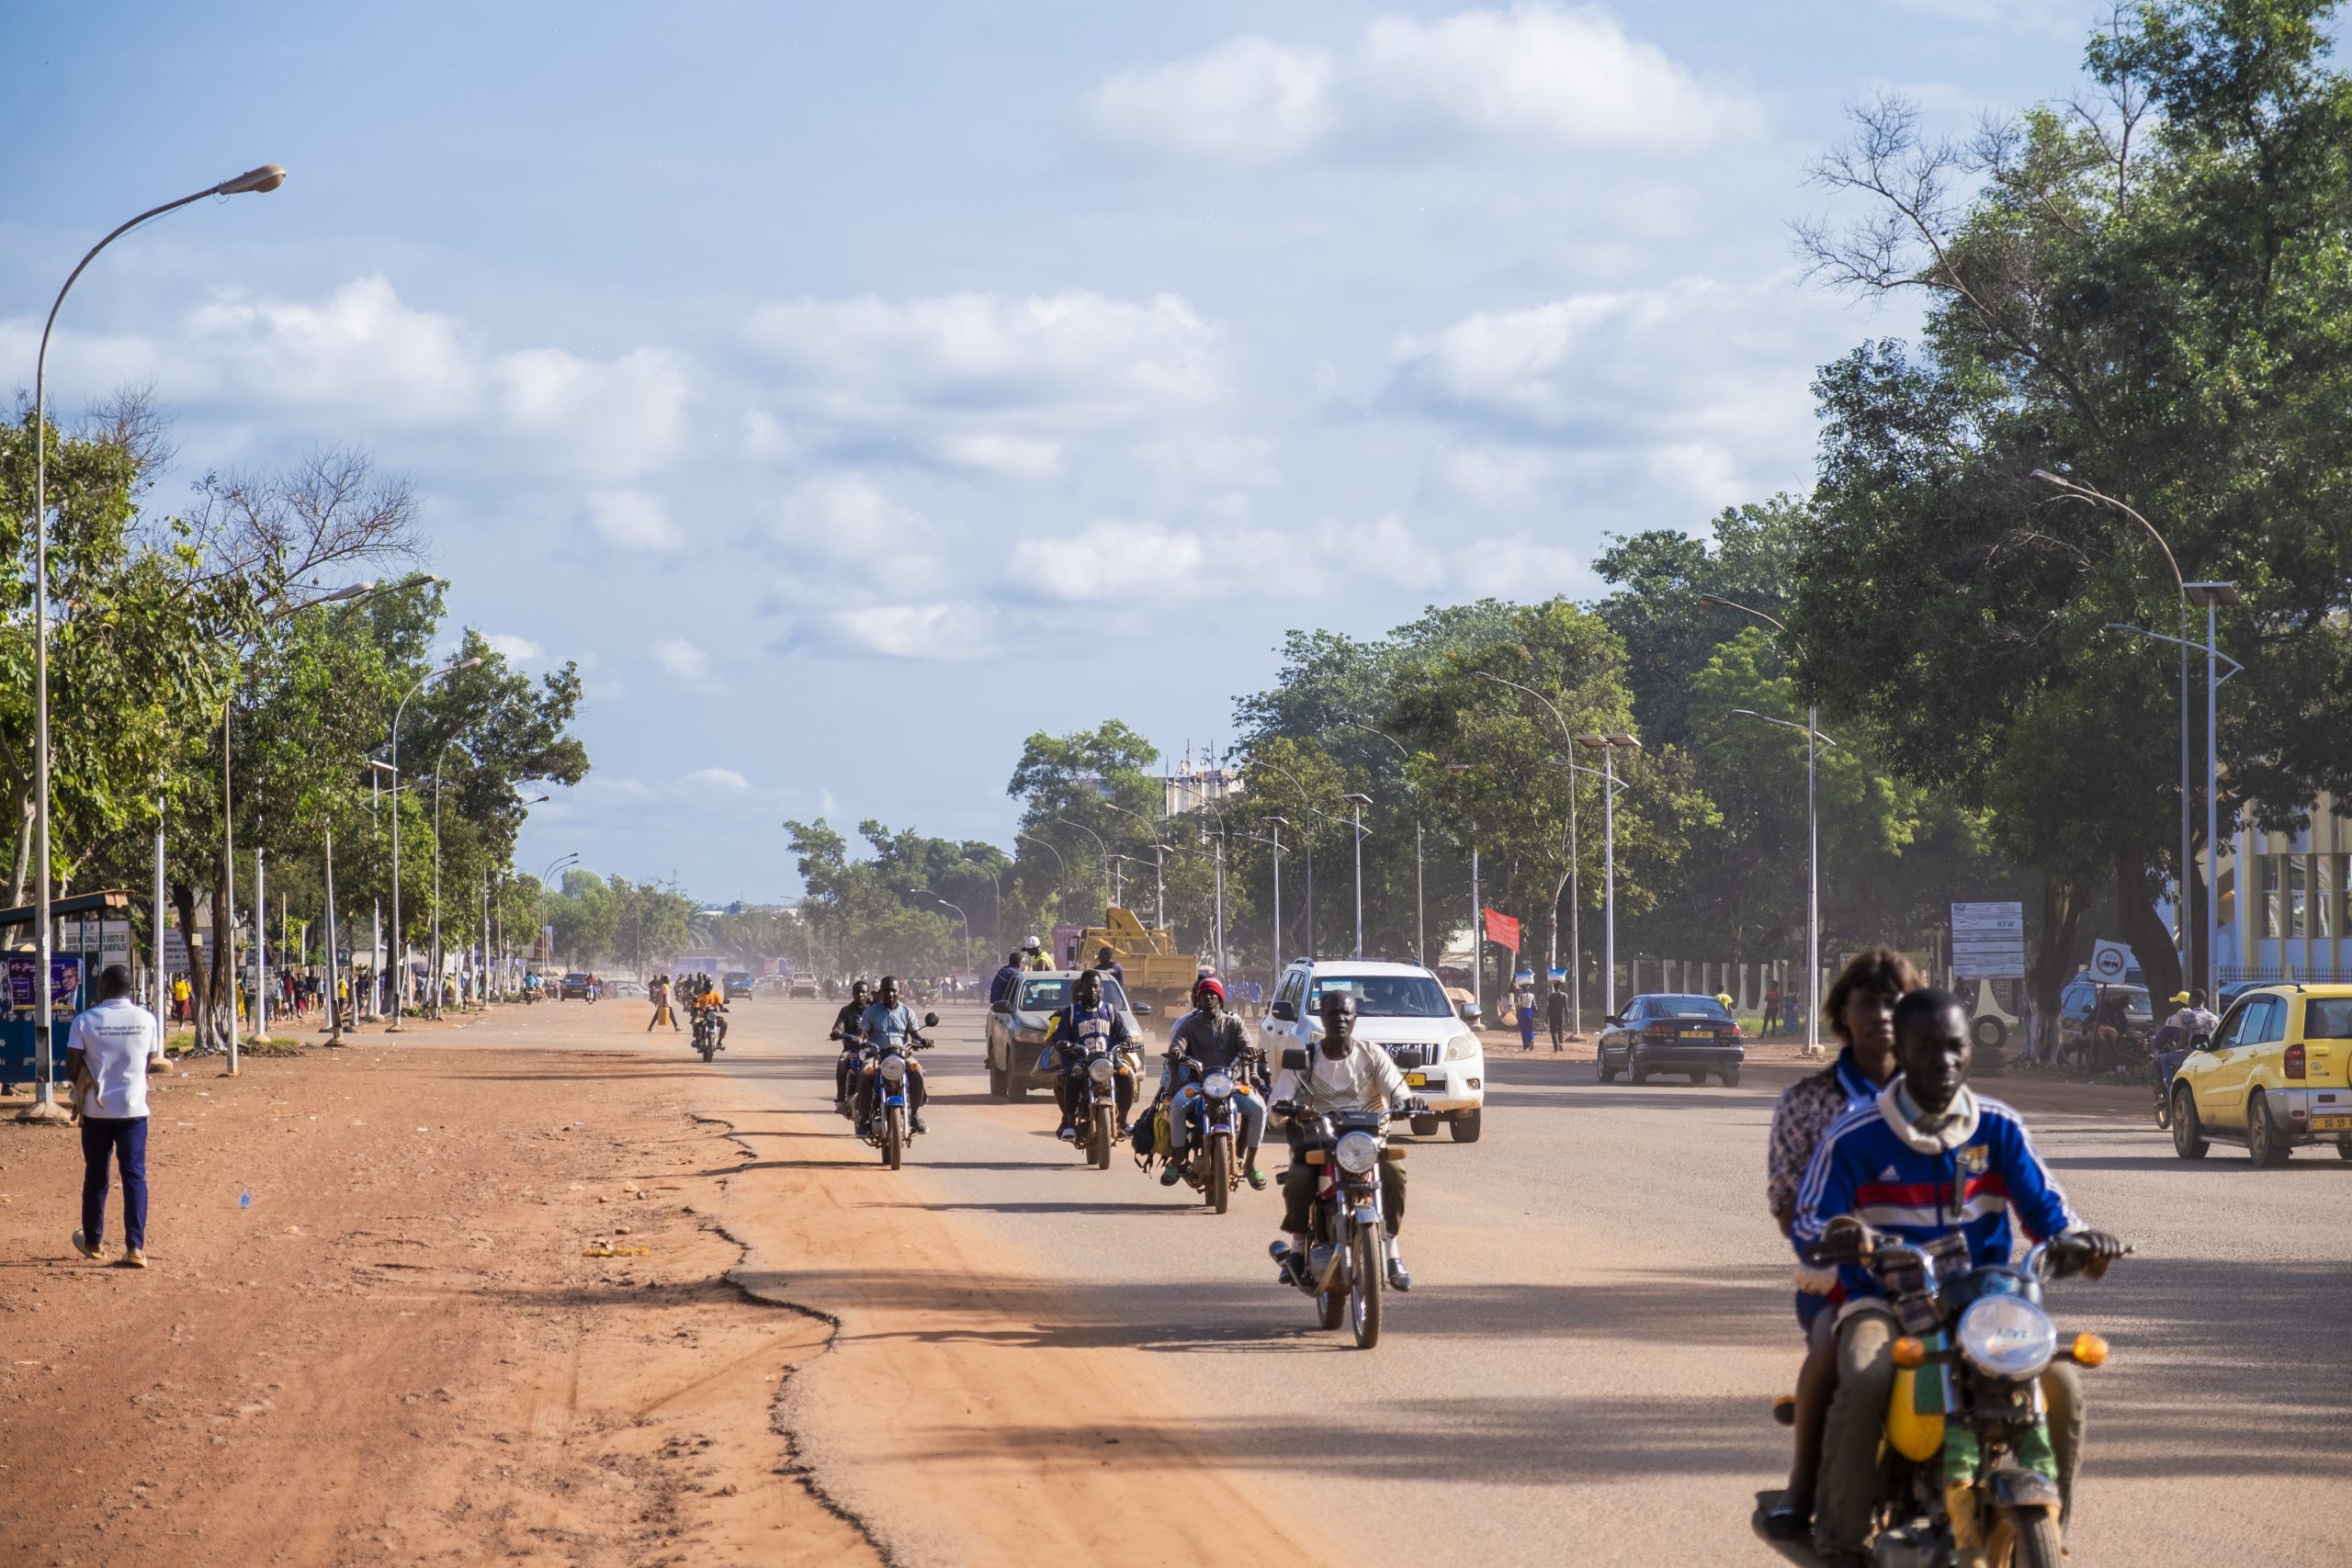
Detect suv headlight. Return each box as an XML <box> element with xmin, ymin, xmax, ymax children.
<box><xmin>1444</xmin><ymin>1032</ymin><xmax>1479</xmax><ymax>1061</ymax></box>
<box><xmin>1334</xmin><ymin>1131</ymin><xmax>1381</xmax><ymax>1174</ymax></box>
<box><xmin>1957</xmin><ymin>1295</ymin><xmax>2056</xmax><ymax>1381</ymax></box>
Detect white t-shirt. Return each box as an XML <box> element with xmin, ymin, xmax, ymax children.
<box><xmin>68</xmin><ymin>997</ymin><xmax>158</xmax><ymax>1120</ymax></box>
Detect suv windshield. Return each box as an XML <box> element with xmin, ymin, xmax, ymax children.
<box><xmin>1306</xmin><ymin>972</ymin><xmax>1453</xmax><ymax>1019</ymax></box>
<box><xmin>1018</xmin><ymin>977</ymin><xmax>1128</xmax><ymax>1013</ymax></box>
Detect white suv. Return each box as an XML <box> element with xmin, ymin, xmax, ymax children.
<box><xmin>1260</xmin><ymin>958</ymin><xmax>1486</xmax><ymax>1143</ymax></box>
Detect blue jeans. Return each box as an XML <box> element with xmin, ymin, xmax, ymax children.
<box><xmin>81</xmin><ymin>1116</ymin><xmax>148</xmax><ymax>1252</ymax></box>
<box><xmin>1168</xmin><ymin>1083</ymin><xmax>1266</xmax><ymax>1162</ymax></box>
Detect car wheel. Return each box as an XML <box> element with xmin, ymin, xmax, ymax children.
<box><xmin>2336</xmin><ymin>1137</ymin><xmax>2352</xmax><ymax>1162</ymax></box>
<box><xmin>1631</xmin><ymin>1066</ymin><xmax>1650</xmax><ymax>1086</ymax></box>
<box><xmin>2247</xmin><ymin>1091</ymin><xmax>2290</xmax><ymax>1167</ymax></box>
<box><xmin>1409</xmin><ymin>1114</ymin><xmax>1440</xmax><ymax>1137</ymax></box>
<box><xmin>1448</xmin><ymin>1110</ymin><xmax>1483</xmax><ymax>1144</ymax></box>
<box><xmin>1596</xmin><ymin>1049</ymin><xmax>1617</xmax><ymax>1084</ymax></box>
<box><xmin>1719</xmin><ymin>1066</ymin><xmax>1741</xmax><ymax>1088</ymax></box>
<box><xmin>2171</xmin><ymin>1086</ymin><xmax>2209</xmax><ymax>1160</ymax></box>
<box><xmin>987</xmin><ymin>1055</ymin><xmax>1007</xmax><ymax>1099</ymax></box>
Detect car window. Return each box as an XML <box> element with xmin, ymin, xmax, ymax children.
<box><xmin>2061</xmin><ymin>985</ymin><xmax>2090</xmax><ymax>1016</ymax></box>
<box><xmin>1017</xmin><ymin>978</ymin><xmax>1070</xmax><ymax>1011</ymax></box>
<box><xmin>1306</xmin><ymin>973</ymin><xmax>1452</xmax><ymax>1018</ymax></box>
<box><xmin>2304</xmin><ymin>998</ymin><xmax>2352</xmax><ymax>1041</ymax></box>
<box><xmin>2247</xmin><ymin>997</ymin><xmax>2288</xmax><ymax>1044</ymax></box>
<box><xmin>2212</xmin><ymin>998</ymin><xmax>2256</xmax><ymax>1048</ymax></box>
<box><xmin>1620</xmin><ymin>999</ymin><xmax>1645</xmax><ymax>1022</ymax></box>
<box><xmin>1649</xmin><ymin>994</ymin><xmax>1733</xmax><ymax>1020</ymax></box>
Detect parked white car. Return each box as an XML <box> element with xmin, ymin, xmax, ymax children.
<box><xmin>1259</xmin><ymin>958</ymin><xmax>1486</xmax><ymax>1143</ymax></box>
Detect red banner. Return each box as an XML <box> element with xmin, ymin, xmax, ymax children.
<box><xmin>1483</xmin><ymin>908</ymin><xmax>1521</xmax><ymax>953</ymax></box>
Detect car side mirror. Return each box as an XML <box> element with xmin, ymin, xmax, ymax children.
<box><xmin>989</xmin><ymin>999</ymin><xmax>1010</xmax><ymax>1013</ymax></box>
<box><xmin>1280</xmin><ymin>1047</ymin><xmax>1308</xmax><ymax>1072</ymax></box>
<box><xmin>1603</xmin><ymin>1014</ymin><xmax>1621</xmax><ymax>1027</ymax></box>
<box><xmin>922</xmin><ymin>1011</ymin><xmax>939</xmax><ymax>1028</ymax></box>
<box><xmin>1269</xmin><ymin>999</ymin><xmax>1297</xmax><ymax>1022</ymax></box>
<box><xmin>1133</xmin><ymin>1002</ymin><xmax>1154</xmax><ymax>1016</ymax></box>
<box><xmin>1456</xmin><ymin>1002</ymin><xmax>1480</xmax><ymax>1023</ymax></box>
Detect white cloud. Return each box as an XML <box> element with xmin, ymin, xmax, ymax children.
<box><xmin>650</xmin><ymin>637</ymin><xmax>718</xmax><ymax>688</ymax></box>
<box><xmin>184</xmin><ymin>275</ymin><xmax>479</xmax><ymax>426</ymax></box>
<box><xmin>585</xmin><ymin>490</ymin><xmax>683</xmax><ymax>552</ymax></box>
<box><xmin>1449</xmin><ymin>532</ymin><xmax>1589</xmax><ymax>599</ymax></box>
<box><xmin>683</xmin><ymin>766</ymin><xmax>752</xmax><ymax>792</ymax></box>
<box><xmin>933</xmin><ymin>433</ymin><xmax>1065</xmax><ymax>478</ymax></box>
<box><xmin>485</xmin><ymin>632</ymin><xmax>545</xmax><ymax>663</ymax></box>
<box><xmin>1084</xmin><ymin>4</ymin><xmax>1761</xmax><ymax>164</ymax></box>
<box><xmin>744</xmin><ymin>290</ymin><xmax>1225</xmax><ymax>424</ymax></box>
<box><xmin>1009</xmin><ymin>520</ymin><xmax>1206</xmax><ymax>602</ymax></box>
<box><xmin>1084</xmin><ymin>35</ymin><xmax>1336</xmax><ymax>163</ymax></box>
<box><xmin>492</xmin><ymin>344</ymin><xmax>692</xmax><ymax>479</ymax></box>
<box><xmin>823</xmin><ymin>603</ymin><xmax>996</xmax><ymax>661</ymax></box>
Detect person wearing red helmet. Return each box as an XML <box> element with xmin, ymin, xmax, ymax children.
<box><xmin>1162</xmin><ymin>976</ymin><xmax>1269</xmax><ymax>1189</ymax></box>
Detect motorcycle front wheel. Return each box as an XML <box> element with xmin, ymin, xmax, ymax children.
<box><xmin>1205</xmin><ymin>1133</ymin><xmax>1232</xmax><ymax>1213</ymax></box>
<box><xmin>883</xmin><ymin>1107</ymin><xmax>905</xmax><ymax>1170</ymax></box>
<box><xmin>1985</xmin><ymin>1505</ymin><xmax>2062</xmax><ymax>1568</ymax></box>
<box><xmin>1348</xmin><ymin>1225</ymin><xmax>1383</xmax><ymax>1349</ymax></box>
<box><xmin>698</xmin><ymin>1041</ymin><xmax>715</xmax><ymax>1062</ymax></box>
<box><xmin>2153</xmin><ymin>1081</ymin><xmax>2172</xmax><ymax>1129</ymax></box>
<box><xmin>1091</xmin><ymin>1103</ymin><xmax>1114</xmax><ymax>1170</ymax></box>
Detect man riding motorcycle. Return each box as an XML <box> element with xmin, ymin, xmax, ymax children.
<box><xmin>1269</xmin><ymin>987</ymin><xmax>1427</xmax><ymax>1292</ymax></box>
<box><xmin>1792</xmin><ymin>987</ymin><xmax>2127</xmax><ymax>1563</ymax></box>
<box><xmin>830</xmin><ymin>978</ymin><xmax>874</xmax><ymax>1114</ymax></box>
<box><xmin>1159</xmin><ymin>976</ymin><xmax>1269</xmax><ymax>1190</ymax></box>
<box><xmin>854</xmin><ymin>976</ymin><xmax>930</xmax><ymax>1135</ymax></box>
<box><xmin>692</xmin><ymin>976</ymin><xmax>728</xmax><ymax>1051</ymax></box>
<box><xmin>1045</xmin><ymin>967</ymin><xmax>1134</xmax><ymax>1143</ymax></box>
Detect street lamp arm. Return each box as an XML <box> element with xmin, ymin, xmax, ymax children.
<box><xmin>1728</xmin><ymin>708</ymin><xmax>1841</xmax><ymax>749</ymax></box>
<box><xmin>2031</xmin><ymin>470</ymin><xmax>2187</xmax><ymax>599</ymax></box>
<box><xmin>2103</xmin><ymin>622</ymin><xmax>2246</xmax><ymax>681</ymax></box>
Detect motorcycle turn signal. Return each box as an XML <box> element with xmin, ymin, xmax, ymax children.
<box><xmin>1890</xmin><ymin>1337</ymin><xmax>1928</xmax><ymax>1369</ymax></box>
<box><xmin>2069</xmin><ymin>1332</ymin><xmax>2110</xmax><ymax>1367</ymax></box>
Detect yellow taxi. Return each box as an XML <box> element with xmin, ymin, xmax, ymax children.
<box><xmin>2170</xmin><ymin>983</ymin><xmax>2352</xmax><ymax>1166</ymax></box>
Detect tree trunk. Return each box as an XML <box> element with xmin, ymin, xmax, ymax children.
<box><xmin>2117</xmin><ymin>851</ymin><xmax>2183</xmax><ymax>1013</ymax></box>
<box><xmin>171</xmin><ymin>881</ymin><xmax>218</xmax><ymax>1050</ymax></box>
<box><xmin>209</xmin><ymin>874</ymin><xmax>236</xmax><ymax>1052</ymax></box>
<box><xmin>7</xmin><ymin>790</ymin><xmax>30</xmax><ymax>908</ymax></box>
<box><xmin>2028</xmin><ymin>875</ymin><xmax>2086</xmax><ymax>1061</ymax></box>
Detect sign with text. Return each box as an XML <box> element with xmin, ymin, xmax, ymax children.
<box><xmin>1482</xmin><ymin>908</ymin><xmax>1521</xmax><ymax>953</ymax></box>
<box><xmin>2089</xmin><ymin>939</ymin><xmax>2138</xmax><ymax>986</ymax></box>
<box><xmin>101</xmin><ymin>919</ymin><xmax>131</xmax><ymax>965</ymax></box>
<box><xmin>1951</xmin><ymin>901</ymin><xmax>2026</xmax><ymax>978</ymax></box>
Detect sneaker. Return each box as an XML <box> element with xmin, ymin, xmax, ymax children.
<box><xmin>1159</xmin><ymin>1164</ymin><xmax>1185</xmax><ymax>1187</ymax></box>
<box><xmin>909</xmin><ymin>1114</ymin><xmax>927</xmax><ymax>1134</ymax></box>
<box><xmin>1246</xmin><ymin>1168</ymin><xmax>1269</xmax><ymax>1190</ymax></box>
<box><xmin>120</xmin><ymin>1247</ymin><xmax>148</xmax><ymax>1269</ymax></box>
<box><xmin>1057</xmin><ymin>1126</ymin><xmax>1077</xmax><ymax>1143</ymax></box>
<box><xmin>1386</xmin><ymin>1258</ymin><xmax>1412</xmax><ymax>1292</ymax></box>
<box><xmin>71</xmin><ymin>1229</ymin><xmax>100</xmax><ymax>1260</ymax></box>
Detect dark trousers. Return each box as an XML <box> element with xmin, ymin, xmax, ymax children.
<box><xmin>1279</xmin><ymin>1158</ymin><xmax>1405</xmax><ymax>1237</ymax></box>
<box><xmin>1547</xmin><ymin>1010</ymin><xmax>1567</xmax><ymax>1047</ymax></box>
<box><xmin>81</xmin><ymin>1116</ymin><xmax>148</xmax><ymax>1252</ymax></box>
<box><xmin>1056</xmin><ymin>1069</ymin><xmax>1136</xmax><ymax>1128</ymax></box>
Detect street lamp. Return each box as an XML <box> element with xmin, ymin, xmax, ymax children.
<box><xmin>2184</xmin><ymin>581</ymin><xmax>2241</xmax><ymax>998</ymax></box>
<box><xmin>1015</xmin><ymin>831</ymin><xmax>1071</xmax><ymax>934</ymax></box>
<box><xmin>19</xmin><ymin>165</ymin><xmax>287</xmax><ymax>1122</ymax></box>
<box><xmin>1700</xmin><ymin>593</ymin><xmax>1830</xmax><ymax>1057</ymax></box>
<box><xmin>1232</xmin><ymin>825</ymin><xmax>1286</xmax><ymax>980</ymax></box>
<box><xmin>1473</xmin><ymin>671</ymin><xmax>1586</xmax><ymax>1029</ymax></box>
<box><xmin>1344</xmin><ymin>793</ymin><xmax>1374</xmax><ymax>956</ymax></box>
<box><xmin>386</xmin><ymin>655</ymin><xmax>482</xmax><ymax>1029</ymax></box>
<box><xmin>1574</xmin><ymin>735</ymin><xmax>1640</xmax><ymax>1021</ymax></box>
<box><xmin>1247</xmin><ymin>757</ymin><xmax>1326</xmax><ymax>959</ymax></box>
<box><xmin>915</xmin><ymin>890</ymin><xmax>971</xmax><ymax>974</ymax></box>
<box><xmin>1334</xmin><ymin>720</ymin><xmax>1426</xmax><ymax>964</ymax></box>
<box><xmin>2031</xmin><ymin>469</ymin><xmax>2196</xmax><ymax>995</ymax></box>
<box><xmin>1053</xmin><ymin>815</ymin><xmax>1114</xmax><ymax>908</ymax></box>
<box><xmin>1096</xmin><ymin>799</ymin><xmax>1170</xmax><ymax>929</ymax></box>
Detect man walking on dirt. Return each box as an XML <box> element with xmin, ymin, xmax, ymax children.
<box><xmin>647</xmin><ymin>974</ymin><xmax>677</xmax><ymax>1032</ymax></box>
<box><xmin>68</xmin><ymin>964</ymin><xmax>160</xmax><ymax>1269</ymax></box>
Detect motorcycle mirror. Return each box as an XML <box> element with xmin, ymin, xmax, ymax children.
<box><xmin>922</xmin><ymin>1011</ymin><xmax>939</xmax><ymax>1028</ymax></box>
<box><xmin>1280</xmin><ymin>1047</ymin><xmax>1308</xmax><ymax>1072</ymax></box>
<box><xmin>1269</xmin><ymin>1000</ymin><xmax>1298</xmax><ymax>1022</ymax></box>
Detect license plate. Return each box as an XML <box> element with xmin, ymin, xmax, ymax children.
<box><xmin>1679</xmin><ymin>1030</ymin><xmax>1711</xmax><ymax>1040</ymax></box>
<box><xmin>1407</xmin><ymin>1072</ymin><xmax>1428</xmax><ymax>1088</ymax></box>
<box><xmin>2313</xmin><ymin>1114</ymin><xmax>2352</xmax><ymax>1131</ymax></box>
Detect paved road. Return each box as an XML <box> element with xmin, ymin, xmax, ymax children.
<box><xmin>626</xmin><ymin>996</ymin><xmax>2351</xmax><ymax>1565</ymax></box>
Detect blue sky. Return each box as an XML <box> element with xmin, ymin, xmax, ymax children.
<box><xmin>6</xmin><ymin>1</ymin><xmax>2121</xmax><ymax>900</ymax></box>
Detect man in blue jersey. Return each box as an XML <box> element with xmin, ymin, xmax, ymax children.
<box><xmin>1793</xmin><ymin>988</ymin><xmax>2125</xmax><ymax>1562</ymax></box>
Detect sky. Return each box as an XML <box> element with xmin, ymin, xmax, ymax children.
<box><xmin>3</xmin><ymin>1</ymin><xmax>2123</xmax><ymax>902</ymax></box>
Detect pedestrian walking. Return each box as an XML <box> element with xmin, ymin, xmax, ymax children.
<box><xmin>169</xmin><ymin>973</ymin><xmax>189</xmax><ymax>1025</ymax></box>
<box><xmin>1513</xmin><ymin>971</ymin><xmax>1537</xmax><ymax>1052</ymax></box>
<box><xmin>1545</xmin><ymin>977</ymin><xmax>1569</xmax><ymax>1051</ymax></box>
<box><xmin>648</xmin><ymin>974</ymin><xmax>677</xmax><ymax>1032</ymax></box>
<box><xmin>1763</xmin><ymin>980</ymin><xmax>1783</xmax><ymax>1039</ymax></box>
<box><xmin>67</xmin><ymin>964</ymin><xmax>159</xmax><ymax>1269</ymax></box>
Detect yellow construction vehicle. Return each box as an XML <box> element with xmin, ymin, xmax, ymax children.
<box><xmin>1077</xmin><ymin>908</ymin><xmax>1199</xmax><ymax>1015</ymax></box>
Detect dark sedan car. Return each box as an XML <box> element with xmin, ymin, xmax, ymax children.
<box><xmin>1596</xmin><ymin>994</ymin><xmax>1745</xmax><ymax>1086</ymax></box>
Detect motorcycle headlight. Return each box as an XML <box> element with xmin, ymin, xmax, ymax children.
<box><xmin>1444</xmin><ymin>1032</ymin><xmax>1479</xmax><ymax>1062</ymax></box>
<box><xmin>1333</xmin><ymin>1131</ymin><xmax>1381</xmax><ymax>1174</ymax></box>
<box><xmin>878</xmin><ymin>1055</ymin><xmax>907</xmax><ymax>1082</ymax></box>
<box><xmin>1087</xmin><ymin>1056</ymin><xmax>1115</xmax><ymax>1086</ymax></box>
<box><xmin>1202</xmin><ymin>1071</ymin><xmax>1235</xmax><ymax>1099</ymax></box>
<box><xmin>1958</xmin><ymin>1295</ymin><xmax>2056</xmax><ymax>1381</ymax></box>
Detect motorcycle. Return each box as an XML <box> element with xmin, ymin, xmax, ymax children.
<box><xmin>856</xmin><ymin>1010</ymin><xmax>937</xmax><ymax>1170</ymax></box>
<box><xmin>1767</xmin><ymin>1224</ymin><xmax>2126</xmax><ymax>1568</ymax></box>
<box><xmin>691</xmin><ymin>1002</ymin><xmax>724</xmax><ymax>1062</ymax></box>
<box><xmin>1149</xmin><ymin>1051</ymin><xmax>1261</xmax><ymax>1213</ymax></box>
<box><xmin>1063</xmin><ymin>1037</ymin><xmax>1135</xmax><ymax>1169</ymax></box>
<box><xmin>2149</xmin><ymin>1027</ymin><xmax>2207</xmax><ymax>1130</ymax></box>
<box><xmin>1270</xmin><ymin>1065</ymin><xmax>1404</xmax><ymax>1349</ymax></box>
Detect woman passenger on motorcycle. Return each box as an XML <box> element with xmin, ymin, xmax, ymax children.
<box><xmin>1758</xmin><ymin>945</ymin><xmax>1920</xmax><ymax>1543</ymax></box>
<box><xmin>854</xmin><ymin>976</ymin><xmax>930</xmax><ymax>1135</ymax></box>
<box><xmin>1044</xmin><ymin>968</ymin><xmax>1134</xmax><ymax>1143</ymax></box>
<box><xmin>829</xmin><ymin>979</ymin><xmax>874</xmax><ymax>1114</ymax></box>
<box><xmin>1268</xmin><ymin>987</ymin><xmax>1427</xmax><ymax>1292</ymax></box>
<box><xmin>1159</xmin><ymin>977</ymin><xmax>1270</xmax><ymax>1190</ymax></box>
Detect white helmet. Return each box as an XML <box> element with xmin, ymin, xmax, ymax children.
<box><xmin>1023</xmin><ymin>934</ymin><xmax>1043</xmax><ymax>951</ymax></box>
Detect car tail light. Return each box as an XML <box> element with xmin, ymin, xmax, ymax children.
<box><xmin>2286</xmin><ymin>1043</ymin><xmax>2306</xmax><ymax>1079</ymax></box>
<box><xmin>1646</xmin><ymin>1026</ymin><xmax>1674</xmax><ymax>1042</ymax></box>
<box><xmin>1725</xmin><ymin>1024</ymin><xmax>1744</xmax><ymax>1040</ymax></box>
